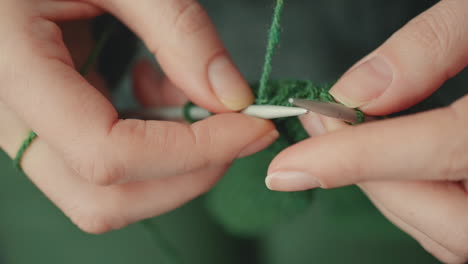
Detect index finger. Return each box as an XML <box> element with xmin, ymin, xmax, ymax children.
<box><xmin>87</xmin><ymin>0</ymin><xmax>254</xmax><ymax>112</ymax></box>
<box><xmin>0</xmin><ymin>15</ymin><xmax>275</xmax><ymax>185</ymax></box>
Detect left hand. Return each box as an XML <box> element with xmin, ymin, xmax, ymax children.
<box><xmin>0</xmin><ymin>0</ymin><xmax>276</xmax><ymax>234</ymax></box>
<box><xmin>266</xmin><ymin>0</ymin><xmax>468</xmax><ymax>263</ymax></box>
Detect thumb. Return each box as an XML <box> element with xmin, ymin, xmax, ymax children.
<box><xmin>329</xmin><ymin>0</ymin><xmax>468</xmax><ymax>116</ymax></box>
<box><xmin>266</xmin><ymin>95</ymin><xmax>468</xmax><ymax>191</ymax></box>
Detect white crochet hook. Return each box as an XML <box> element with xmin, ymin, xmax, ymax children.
<box><xmin>120</xmin><ymin>104</ymin><xmax>308</xmax><ymax>121</ymax></box>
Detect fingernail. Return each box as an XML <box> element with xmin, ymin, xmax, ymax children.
<box><xmin>299</xmin><ymin>112</ymin><xmax>326</xmax><ymax>137</ymax></box>
<box><xmin>238</xmin><ymin>130</ymin><xmax>279</xmax><ymax>158</ymax></box>
<box><xmin>330</xmin><ymin>56</ymin><xmax>393</xmax><ymax>108</ymax></box>
<box><xmin>209</xmin><ymin>55</ymin><xmax>255</xmax><ymax>111</ymax></box>
<box><xmin>321</xmin><ymin>116</ymin><xmax>348</xmax><ymax>132</ymax></box>
<box><xmin>265</xmin><ymin>171</ymin><xmax>321</xmax><ymax>191</ymax></box>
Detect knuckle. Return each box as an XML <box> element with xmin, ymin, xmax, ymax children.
<box><xmin>438</xmin><ymin>105</ymin><xmax>468</xmax><ymax>180</ymax></box>
<box><xmin>68</xmin><ymin>204</ymin><xmax>127</xmax><ymax>234</ymax></box>
<box><xmin>69</xmin><ymin>147</ymin><xmax>125</xmax><ymax>186</ymax></box>
<box><xmin>173</xmin><ymin>0</ymin><xmax>211</xmax><ymax>35</ymax></box>
<box><xmin>26</xmin><ymin>17</ymin><xmax>72</xmax><ymax>66</ymax></box>
<box><xmin>185</xmin><ymin>124</ymin><xmax>211</xmax><ymax>170</ymax></box>
<box><xmin>401</xmin><ymin>3</ymin><xmax>460</xmax><ymax>61</ymax></box>
<box><xmin>29</xmin><ymin>18</ymin><xmax>63</xmax><ymax>45</ymax></box>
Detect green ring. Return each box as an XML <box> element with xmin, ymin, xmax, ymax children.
<box><xmin>13</xmin><ymin>131</ymin><xmax>37</xmax><ymax>171</ymax></box>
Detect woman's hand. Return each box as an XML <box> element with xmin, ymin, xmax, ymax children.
<box><xmin>267</xmin><ymin>0</ymin><xmax>468</xmax><ymax>262</ymax></box>
<box><xmin>0</xmin><ymin>0</ymin><xmax>277</xmax><ymax>234</ymax></box>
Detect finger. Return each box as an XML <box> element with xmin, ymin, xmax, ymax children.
<box><xmin>102</xmin><ymin>114</ymin><xmax>276</xmax><ymax>185</ymax></box>
<box><xmin>298</xmin><ymin>112</ymin><xmax>348</xmax><ymax>137</ymax></box>
<box><xmin>267</xmin><ymin>95</ymin><xmax>468</xmax><ymax>190</ymax></box>
<box><xmin>2</xmin><ymin>123</ymin><xmax>228</xmax><ymax>234</ymax></box>
<box><xmin>1</xmin><ymin>19</ymin><xmax>275</xmax><ymax>186</ymax></box>
<box><xmin>59</xmin><ymin>20</ymin><xmax>110</xmax><ymax>97</ymax></box>
<box><xmin>132</xmin><ymin>60</ymin><xmax>187</xmax><ymax>107</ymax></box>
<box><xmin>38</xmin><ymin>1</ymin><xmax>103</xmax><ymax>21</ymax></box>
<box><xmin>329</xmin><ymin>0</ymin><xmax>468</xmax><ymax>115</ymax></box>
<box><xmin>359</xmin><ymin>181</ymin><xmax>468</xmax><ymax>263</ymax></box>
<box><xmin>87</xmin><ymin>0</ymin><xmax>254</xmax><ymax>111</ymax></box>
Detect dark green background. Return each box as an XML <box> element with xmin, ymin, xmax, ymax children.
<box><xmin>2</xmin><ymin>0</ymin><xmax>467</xmax><ymax>263</ymax></box>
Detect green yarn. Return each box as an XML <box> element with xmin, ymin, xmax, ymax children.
<box><xmin>205</xmin><ymin>80</ymin><xmax>333</xmax><ymax>236</ymax></box>
<box><xmin>79</xmin><ymin>22</ymin><xmax>116</xmax><ymax>76</ymax></box>
<box><xmin>254</xmin><ymin>79</ymin><xmax>334</xmax><ymax>144</ymax></box>
<box><xmin>355</xmin><ymin>108</ymin><xmax>365</xmax><ymax>124</ymax></box>
<box><xmin>258</xmin><ymin>0</ymin><xmax>284</xmax><ymax>100</ymax></box>
<box><xmin>205</xmin><ymin>1</ymin><xmax>363</xmax><ymax>237</ymax></box>
<box><xmin>13</xmin><ymin>23</ymin><xmax>116</xmax><ymax>172</ymax></box>
<box><xmin>13</xmin><ymin>131</ymin><xmax>37</xmax><ymax>171</ymax></box>
<box><xmin>182</xmin><ymin>101</ymin><xmax>197</xmax><ymax>124</ymax></box>
<box><xmin>206</xmin><ymin>144</ymin><xmax>313</xmax><ymax>236</ymax></box>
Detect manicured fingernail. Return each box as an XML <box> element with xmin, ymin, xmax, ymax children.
<box><xmin>209</xmin><ymin>55</ymin><xmax>254</xmax><ymax>111</ymax></box>
<box><xmin>299</xmin><ymin>112</ymin><xmax>326</xmax><ymax>137</ymax></box>
<box><xmin>238</xmin><ymin>130</ymin><xmax>279</xmax><ymax>158</ymax></box>
<box><xmin>330</xmin><ymin>56</ymin><xmax>393</xmax><ymax>108</ymax></box>
<box><xmin>265</xmin><ymin>171</ymin><xmax>321</xmax><ymax>191</ymax></box>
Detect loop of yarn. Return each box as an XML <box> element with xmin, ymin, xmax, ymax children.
<box><xmin>183</xmin><ymin>101</ymin><xmax>197</xmax><ymax>124</ymax></box>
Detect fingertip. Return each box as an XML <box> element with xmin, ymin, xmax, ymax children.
<box><xmin>299</xmin><ymin>112</ymin><xmax>349</xmax><ymax>137</ymax></box>
<box><xmin>208</xmin><ymin>54</ymin><xmax>255</xmax><ymax>111</ymax></box>
<box><xmin>265</xmin><ymin>171</ymin><xmax>321</xmax><ymax>192</ymax></box>
<box><xmin>238</xmin><ymin>129</ymin><xmax>279</xmax><ymax>158</ymax></box>
<box><xmin>321</xmin><ymin>116</ymin><xmax>350</xmax><ymax>132</ymax></box>
<box><xmin>299</xmin><ymin>112</ymin><xmax>326</xmax><ymax>137</ymax></box>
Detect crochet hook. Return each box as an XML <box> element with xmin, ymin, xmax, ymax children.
<box><xmin>120</xmin><ymin>104</ymin><xmax>308</xmax><ymax>121</ymax></box>
<box><xmin>289</xmin><ymin>98</ymin><xmax>375</xmax><ymax>123</ymax></box>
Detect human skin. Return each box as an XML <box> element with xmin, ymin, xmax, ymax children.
<box><xmin>0</xmin><ymin>0</ymin><xmax>278</xmax><ymax>234</ymax></box>
<box><xmin>267</xmin><ymin>0</ymin><xmax>468</xmax><ymax>262</ymax></box>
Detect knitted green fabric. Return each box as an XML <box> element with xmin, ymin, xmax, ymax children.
<box><xmin>205</xmin><ymin>80</ymin><xmax>333</xmax><ymax>236</ymax></box>
<box><xmin>204</xmin><ymin>0</ymin><xmax>336</xmax><ymax>236</ymax></box>
<box><xmin>255</xmin><ymin>79</ymin><xmax>334</xmax><ymax>143</ymax></box>
<box><xmin>205</xmin><ymin>0</ymin><xmax>362</xmax><ymax>237</ymax></box>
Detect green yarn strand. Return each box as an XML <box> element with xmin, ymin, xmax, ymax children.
<box><xmin>13</xmin><ymin>23</ymin><xmax>116</xmax><ymax>172</ymax></box>
<box><xmin>258</xmin><ymin>0</ymin><xmax>284</xmax><ymax>102</ymax></box>
<box><xmin>183</xmin><ymin>102</ymin><xmax>197</xmax><ymax>124</ymax></box>
<box><xmin>79</xmin><ymin>22</ymin><xmax>116</xmax><ymax>76</ymax></box>
<box><xmin>13</xmin><ymin>131</ymin><xmax>37</xmax><ymax>171</ymax></box>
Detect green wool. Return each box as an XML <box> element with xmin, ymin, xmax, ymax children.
<box><xmin>205</xmin><ymin>0</ymin><xmax>361</xmax><ymax>236</ymax></box>
<box><xmin>258</xmin><ymin>0</ymin><xmax>284</xmax><ymax>98</ymax></box>
<box><xmin>205</xmin><ymin>80</ymin><xmax>334</xmax><ymax>236</ymax></box>
<box><xmin>205</xmin><ymin>0</ymin><xmax>338</xmax><ymax>237</ymax></box>
<box><xmin>254</xmin><ymin>79</ymin><xmax>334</xmax><ymax>144</ymax></box>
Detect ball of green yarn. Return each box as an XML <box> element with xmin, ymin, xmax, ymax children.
<box><xmin>205</xmin><ymin>80</ymin><xmax>333</xmax><ymax>237</ymax></box>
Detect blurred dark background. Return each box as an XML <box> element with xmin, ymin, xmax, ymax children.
<box><xmin>2</xmin><ymin>0</ymin><xmax>466</xmax><ymax>263</ymax></box>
